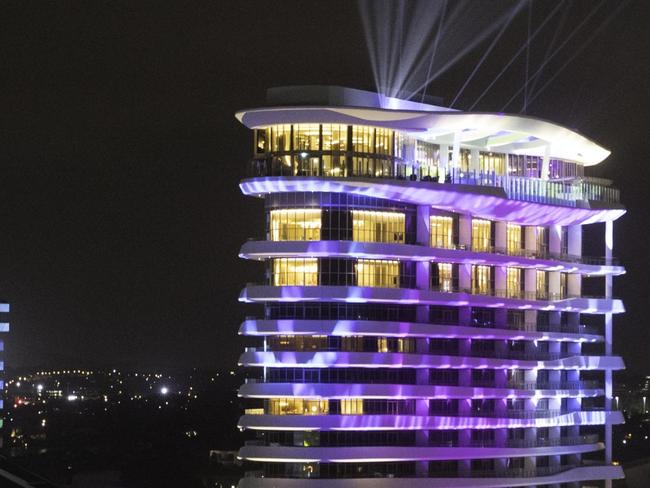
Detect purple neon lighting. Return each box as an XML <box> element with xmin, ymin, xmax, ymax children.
<box><xmin>240</xmin><ymin>177</ymin><xmax>625</xmax><ymax>227</ymax></box>
<box><xmin>239</xmin><ymin>319</ymin><xmax>604</xmax><ymax>343</ymax></box>
<box><xmin>240</xmin><ymin>240</ymin><xmax>625</xmax><ymax>276</ymax></box>
<box><xmin>238</xmin><ymin>411</ymin><xmax>623</xmax><ymax>432</ymax></box>
<box><xmin>238</xmin><ymin>351</ymin><xmax>624</xmax><ymax>371</ymax></box>
<box><xmin>238</xmin><ymin>442</ymin><xmax>603</xmax><ymax>463</ymax></box>
<box><xmin>240</xmin><ymin>285</ymin><xmax>625</xmax><ymax>314</ymax></box>
<box><xmin>238</xmin><ymin>382</ymin><xmax>603</xmax><ymax>400</ymax></box>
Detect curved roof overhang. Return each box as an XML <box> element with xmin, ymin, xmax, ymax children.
<box><xmin>236</xmin><ymin>106</ymin><xmax>610</xmax><ymax>166</ymax></box>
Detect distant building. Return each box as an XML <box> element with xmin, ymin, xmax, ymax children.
<box><xmin>1</xmin><ymin>302</ymin><xmax>8</xmax><ymax>448</ymax></box>
<box><xmin>236</xmin><ymin>86</ymin><xmax>625</xmax><ymax>486</ymax></box>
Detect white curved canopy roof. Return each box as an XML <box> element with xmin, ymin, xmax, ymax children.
<box><xmin>237</xmin><ymin>105</ymin><xmax>610</xmax><ymax>166</ymax></box>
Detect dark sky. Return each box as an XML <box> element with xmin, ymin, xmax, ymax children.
<box><xmin>1</xmin><ymin>1</ymin><xmax>649</xmax><ymax>372</ymax></box>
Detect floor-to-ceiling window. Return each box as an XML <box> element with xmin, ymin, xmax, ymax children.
<box><xmin>273</xmin><ymin>258</ymin><xmax>318</xmax><ymax>286</ymax></box>
<box><xmin>270</xmin><ymin>209</ymin><xmax>322</xmax><ymax>241</ymax></box>
<box><xmin>472</xmin><ymin>265</ymin><xmax>492</xmax><ymax>295</ymax></box>
<box><xmin>430</xmin><ymin>216</ymin><xmax>454</xmax><ymax>248</ymax></box>
<box><xmin>356</xmin><ymin>259</ymin><xmax>400</xmax><ymax>288</ymax></box>
<box><xmin>506</xmin><ymin>224</ymin><xmax>522</xmax><ymax>254</ymax></box>
<box><xmin>472</xmin><ymin>219</ymin><xmax>492</xmax><ymax>252</ymax></box>
<box><xmin>352</xmin><ymin>210</ymin><xmax>405</xmax><ymax>243</ymax></box>
<box><xmin>506</xmin><ymin>267</ymin><xmax>522</xmax><ymax>298</ymax></box>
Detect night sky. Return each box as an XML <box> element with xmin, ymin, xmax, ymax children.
<box><xmin>1</xmin><ymin>1</ymin><xmax>649</xmax><ymax>372</ymax></box>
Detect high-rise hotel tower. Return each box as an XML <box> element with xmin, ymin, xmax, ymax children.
<box><xmin>236</xmin><ymin>86</ymin><xmax>625</xmax><ymax>487</ymax></box>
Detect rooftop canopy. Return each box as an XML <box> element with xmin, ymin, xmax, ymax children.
<box><xmin>236</xmin><ymin>86</ymin><xmax>610</xmax><ymax>166</ymax></box>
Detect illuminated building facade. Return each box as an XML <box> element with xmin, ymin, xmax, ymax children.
<box><xmin>0</xmin><ymin>302</ymin><xmax>8</xmax><ymax>445</ymax></box>
<box><xmin>236</xmin><ymin>86</ymin><xmax>625</xmax><ymax>487</ymax></box>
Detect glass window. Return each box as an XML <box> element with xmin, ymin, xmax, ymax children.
<box><xmin>432</xmin><ymin>263</ymin><xmax>454</xmax><ymax>292</ymax></box>
<box><xmin>340</xmin><ymin>398</ymin><xmax>364</xmax><ymax>415</ymax></box>
<box><xmin>506</xmin><ymin>224</ymin><xmax>522</xmax><ymax>254</ymax></box>
<box><xmin>472</xmin><ymin>265</ymin><xmax>492</xmax><ymax>295</ymax></box>
<box><xmin>430</xmin><ymin>216</ymin><xmax>454</xmax><ymax>248</ymax></box>
<box><xmin>472</xmin><ymin>219</ymin><xmax>492</xmax><ymax>252</ymax></box>
<box><xmin>536</xmin><ymin>226</ymin><xmax>548</xmax><ymax>256</ymax></box>
<box><xmin>536</xmin><ymin>270</ymin><xmax>548</xmax><ymax>299</ymax></box>
<box><xmin>273</xmin><ymin>258</ymin><xmax>318</xmax><ymax>286</ymax></box>
<box><xmin>270</xmin><ymin>125</ymin><xmax>291</xmax><ymax>152</ymax></box>
<box><xmin>352</xmin><ymin>210</ymin><xmax>405</xmax><ymax>243</ymax></box>
<box><xmin>416</xmin><ymin>140</ymin><xmax>440</xmax><ymax>177</ymax></box>
<box><xmin>293</xmin><ymin>124</ymin><xmax>320</xmax><ymax>151</ymax></box>
<box><xmin>506</xmin><ymin>268</ymin><xmax>522</xmax><ymax>298</ymax></box>
<box><xmin>479</xmin><ymin>152</ymin><xmax>506</xmax><ymax>174</ymax></box>
<box><xmin>270</xmin><ymin>209</ymin><xmax>322</xmax><ymax>241</ymax></box>
<box><xmin>375</xmin><ymin>128</ymin><xmax>392</xmax><ymax>155</ymax></box>
<box><xmin>321</xmin><ymin>124</ymin><xmax>348</xmax><ymax>152</ymax></box>
<box><xmin>268</xmin><ymin>398</ymin><xmax>329</xmax><ymax>415</ymax></box>
<box><xmin>256</xmin><ymin>128</ymin><xmax>268</xmax><ymax>153</ymax></box>
<box><xmin>352</xmin><ymin>126</ymin><xmax>374</xmax><ymax>153</ymax></box>
<box><xmin>355</xmin><ymin>259</ymin><xmax>400</xmax><ymax>288</ymax></box>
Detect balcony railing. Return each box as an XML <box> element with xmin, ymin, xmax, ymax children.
<box><xmin>247</xmin><ymin>156</ymin><xmax>621</xmax><ymax>207</ymax></box>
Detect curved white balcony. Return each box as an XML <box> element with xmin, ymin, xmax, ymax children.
<box><xmin>238</xmin><ymin>442</ymin><xmax>603</xmax><ymax>464</ymax></box>
<box><xmin>240</xmin><ymin>177</ymin><xmax>625</xmax><ymax>227</ymax></box>
<box><xmin>240</xmin><ymin>285</ymin><xmax>625</xmax><ymax>314</ymax></box>
<box><xmin>240</xmin><ymin>319</ymin><xmax>603</xmax><ymax>343</ymax></box>
<box><xmin>240</xmin><ymin>240</ymin><xmax>625</xmax><ymax>276</ymax></box>
<box><xmin>238</xmin><ymin>410</ymin><xmax>624</xmax><ymax>432</ymax></box>
<box><xmin>239</xmin><ymin>351</ymin><xmax>624</xmax><ymax>371</ymax></box>
<box><xmin>237</xmin><ymin>465</ymin><xmax>624</xmax><ymax>488</ymax></box>
<box><xmin>239</xmin><ymin>382</ymin><xmax>604</xmax><ymax>400</ymax></box>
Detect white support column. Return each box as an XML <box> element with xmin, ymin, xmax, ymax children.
<box><xmin>439</xmin><ymin>144</ymin><xmax>449</xmax><ymax>178</ymax></box>
<box><xmin>458</xmin><ymin>215</ymin><xmax>472</xmax><ymax>292</ymax></box>
<box><xmin>549</xmin><ymin>224</ymin><xmax>562</xmax><ymax>255</ymax></box>
<box><xmin>541</xmin><ymin>144</ymin><xmax>551</xmax><ymax>180</ymax></box>
<box><xmin>605</xmin><ymin>220</ymin><xmax>614</xmax><ymax>484</ymax></box>
<box><xmin>451</xmin><ymin>132</ymin><xmax>461</xmax><ymax>170</ymax></box>
<box><xmin>470</xmin><ymin>148</ymin><xmax>480</xmax><ymax>173</ymax></box>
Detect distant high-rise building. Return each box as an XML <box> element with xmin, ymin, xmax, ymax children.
<box><xmin>0</xmin><ymin>302</ymin><xmax>8</xmax><ymax>447</ymax></box>
<box><xmin>236</xmin><ymin>86</ymin><xmax>625</xmax><ymax>487</ymax></box>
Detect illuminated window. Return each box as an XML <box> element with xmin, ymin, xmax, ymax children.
<box><xmin>430</xmin><ymin>216</ymin><xmax>454</xmax><ymax>248</ymax></box>
<box><xmin>432</xmin><ymin>263</ymin><xmax>454</xmax><ymax>292</ymax></box>
<box><xmin>270</xmin><ymin>209</ymin><xmax>321</xmax><ymax>241</ymax></box>
<box><xmin>273</xmin><ymin>258</ymin><xmax>318</xmax><ymax>286</ymax></box>
<box><xmin>356</xmin><ymin>260</ymin><xmax>400</xmax><ymax>288</ymax></box>
<box><xmin>255</xmin><ymin>129</ymin><xmax>268</xmax><ymax>153</ymax></box>
<box><xmin>340</xmin><ymin>398</ymin><xmax>364</xmax><ymax>415</ymax></box>
<box><xmin>293</xmin><ymin>124</ymin><xmax>320</xmax><ymax>151</ymax></box>
<box><xmin>479</xmin><ymin>152</ymin><xmax>506</xmax><ymax>174</ymax></box>
<box><xmin>506</xmin><ymin>224</ymin><xmax>522</xmax><ymax>254</ymax></box>
<box><xmin>377</xmin><ymin>337</ymin><xmax>389</xmax><ymax>353</ymax></box>
<box><xmin>506</xmin><ymin>268</ymin><xmax>522</xmax><ymax>298</ymax></box>
<box><xmin>322</xmin><ymin>124</ymin><xmax>348</xmax><ymax>177</ymax></box>
<box><xmin>270</xmin><ymin>335</ymin><xmax>328</xmax><ymax>351</ymax></box>
<box><xmin>352</xmin><ymin>210</ymin><xmax>405</xmax><ymax>243</ymax></box>
<box><xmin>472</xmin><ymin>219</ymin><xmax>492</xmax><ymax>252</ymax></box>
<box><xmin>268</xmin><ymin>398</ymin><xmax>329</xmax><ymax>415</ymax></box>
<box><xmin>472</xmin><ymin>265</ymin><xmax>492</xmax><ymax>295</ymax></box>
<box><xmin>352</xmin><ymin>126</ymin><xmax>374</xmax><ymax>153</ymax></box>
<box><xmin>269</xmin><ymin>125</ymin><xmax>291</xmax><ymax>152</ymax></box>
<box><xmin>537</xmin><ymin>270</ymin><xmax>548</xmax><ymax>299</ymax></box>
<box><xmin>341</xmin><ymin>336</ymin><xmax>364</xmax><ymax>352</ymax></box>
<box><xmin>560</xmin><ymin>272</ymin><xmax>567</xmax><ymax>298</ymax></box>
<box><xmin>416</xmin><ymin>140</ymin><xmax>440</xmax><ymax>177</ymax></box>
<box><xmin>536</xmin><ymin>227</ymin><xmax>548</xmax><ymax>255</ymax></box>
<box><xmin>397</xmin><ymin>338</ymin><xmax>415</xmax><ymax>353</ymax></box>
